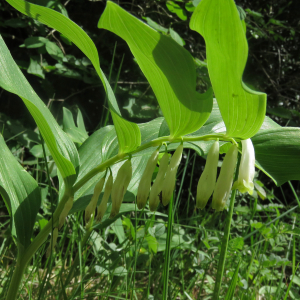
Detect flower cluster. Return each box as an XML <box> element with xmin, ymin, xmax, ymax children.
<box><xmin>197</xmin><ymin>138</ymin><xmax>255</xmax><ymax>211</ymax></box>
<box><xmin>83</xmin><ymin>138</ymin><xmax>255</xmax><ymax>223</ymax></box>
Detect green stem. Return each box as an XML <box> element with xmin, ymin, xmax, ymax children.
<box><xmin>5</xmin><ymin>252</ymin><xmax>25</xmax><ymax>300</ymax></box>
<box><xmin>162</xmin><ymin>193</ymin><xmax>174</xmax><ymax>300</ymax></box>
<box><xmin>212</xmin><ymin>155</ymin><xmax>240</xmax><ymax>300</ymax></box>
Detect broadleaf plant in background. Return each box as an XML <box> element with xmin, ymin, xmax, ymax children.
<box><xmin>0</xmin><ymin>0</ymin><xmax>299</xmax><ymax>299</ymax></box>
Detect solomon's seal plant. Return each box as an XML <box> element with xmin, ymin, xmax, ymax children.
<box><xmin>1</xmin><ymin>0</ymin><xmax>300</xmax><ymax>299</ymax></box>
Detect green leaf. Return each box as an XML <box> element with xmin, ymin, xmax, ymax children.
<box><xmin>169</xmin><ymin>28</ymin><xmax>185</xmax><ymax>46</ymax></box>
<box><xmin>4</xmin><ymin>18</ymin><xmax>27</xmax><ymax>28</ymax></box>
<box><xmin>252</xmin><ymin>127</ymin><xmax>300</xmax><ymax>185</ymax></box>
<box><xmin>6</xmin><ymin>0</ymin><xmax>141</xmax><ymax>154</ymax></box>
<box><xmin>0</xmin><ymin>35</ymin><xmax>79</xmax><ymax>188</ymax></box>
<box><xmin>143</xmin><ymin>17</ymin><xmax>168</xmax><ymax>33</ymax></box>
<box><xmin>24</xmin><ymin>36</ymin><xmax>48</xmax><ymax>48</ymax></box>
<box><xmin>0</xmin><ymin>134</ymin><xmax>40</xmax><ymax>250</ymax></box>
<box><xmin>98</xmin><ymin>1</ymin><xmax>213</xmax><ymax>138</ymax></box>
<box><xmin>225</xmin><ymin>259</ymin><xmax>241</xmax><ymax>300</ymax></box>
<box><xmin>45</xmin><ymin>40</ymin><xmax>64</xmax><ymax>61</ymax></box>
<box><xmin>27</xmin><ymin>56</ymin><xmax>45</xmax><ymax>79</ymax></box>
<box><xmin>63</xmin><ymin>107</ymin><xmax>88</xmax><ymax>145</ymax></box>
<box><xmin>190</xmin><ymin>0</ymin><xmax>267</xmax><ymax>139</ymax></box>
<box><xmin>166</xmin><ymin>1</ymin><xmax>188</xmax><ymax>21</ymax></box>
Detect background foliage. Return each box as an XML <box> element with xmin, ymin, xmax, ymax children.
<box><xmin>0</xmin><ymin>0</ymin><xmax>300</xmax><ymax>299</ymax></box>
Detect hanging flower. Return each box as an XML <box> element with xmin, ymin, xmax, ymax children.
<box><xmin>232</xmin><ymin>139</ymin><xmax>255</xmax><ymax>195</ymax></box>
<box><xmin>212</xmin><ymin>144</ymin><xmax>238</xmax><ymax>212</ymax></box>
<box><xmin>85</xmin><ymin>176</ymin><xmax>105</xmax><ymax>223</ymax></box>
<box><xmin>149</xmin><ymin>152</ymin><xmax>169</xmax><ymax>211</ymax></box>
<box><xmin>110</xmin><ymin>159</ymin><xmax>132</xmax><ymax>218</ymax></box>
<box><xmin>137</xmin><ymin>149</ymin><xmax>159</xmax><ymax>209</ymax></box>
<box><xmin>162</xmin><ymin>144</ymin><xmax>183</xmax><ymax>206</ymax></box>
<box><xmin>96</xmin><ymin>173</ymin><xmax>113</xmax><ymax>222</ymax></box>
<box><xmin>196</xmin><ymin>140</ymin><xmax>219</xmax><ymax>209</ymax></box>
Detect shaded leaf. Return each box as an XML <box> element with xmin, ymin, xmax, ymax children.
<box><xmin>0</xmin><ymin>134</ymin><xmax>40</xmax><ymax>250</ymax></box>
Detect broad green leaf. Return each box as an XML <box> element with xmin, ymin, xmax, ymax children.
<box><xmin>0</xmin><ymin>134</ymin><xmax>40</xmax><ymax>250</ymax></box>
<box><xmin>63</xmin><ymin>107</ymin><xmax>88</xmax><ymax>145</ymax></box>
<box><xmin>252</xmin><ymin>127</ymin><xmax>300</xmax><ymax>185</ymax></box>
<box><xmin>0</xmin><ymin>35</ymin><xmax>78</xmax><ymax>188</ymax></box>
<box><xmin>98</xmin><ymin>1</ymin><xmax>213</xmax><ymax>138</ymax></box>
<box><xmin>190</xmin><ymin>0</ymin><xmax>267</xmax><ymax>139</ymax></box>
<box><xmin>6</xmin><ymin>0</ymin><xmax>140</xmax><ymax>154</ymax></box>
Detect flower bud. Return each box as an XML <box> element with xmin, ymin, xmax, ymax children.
<box><xmin>110</xmin><ymin>160</ymin><xmax>132</xmax><ymax>218</ymax></box>
<box><xmin>196</xmin><ymin>141</ymin><xmax>219</xmax><ymax>209</ymax></box>
<box><xmin>137</xmin><ymin>149</ymin><xmax>159</xmax><ymax>209</ymax></box>
<box><xmin>232</xmin><ymin>139</ymin><xmax>255</xmax><ymax>195</ymax></box>
<box><xmin>59</xmin><ymin>197</ymin><xmax>73</xmax><ymax>229</ymax></box>
<box><xmin>85</xmin><ymin>176</ymin><xmax>105</xmax><ymax>224</ymax></box>
<box><xmin>148</xmin><ymin>152</ymin><xmax>169</xmax><ymax>210</ymax></box>
<box><xmin>212</xmin><ymin>144</ymin><xmax>238</xmax><ymax>212</ymax></box>
<box><xmin>46</xmin><ymin>227</ymin><xmax>58</xmax><ymax>257</ymax></box>
<box><xmin>96</xmin><ymin>174</ymin><xmax>113</xmax><ymax>222</ymax></box>
<box><xmin>162</xmin><ymin>144</ymin><xmax>183</xmax><ymax>206</ymax></box>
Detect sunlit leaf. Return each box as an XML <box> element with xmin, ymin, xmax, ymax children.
<box><xmin>0</xmin><ymin>35</ymin><xmax>78</xmax><ymax>188</ymax></box>
<box><xmin>190</xmin><ymin>0</ymin><xmax>267</xmax><ymax>139</ymax></box>
<box><xmin>98</xmin><ymin>1</ymin><xmax>213</xmax><ymax>138</ymax></box>
<box><xmin>6</xmin><ymin>0</ymin><xmax>141</xmax><ymax>154</ymax></box>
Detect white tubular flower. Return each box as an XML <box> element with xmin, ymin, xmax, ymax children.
<box><xmin>148</xmin><ymin>152</ymin><xmax>169</xmax><ymax>209</ymax></box>
<box><xmin>59</xmin><ymin>197</ymin><xmax>74</xmax><ymax>229</ymax></box>
<box><xmin>46</xmin><ymin>227</ymin><xmax>58</xmax><ymax>258</ymax></box>
<box><xmin>212</xmin><ymin>144</ymin><xmax>238</xmax><ymax>212</ymax></box>
<box><xmin>162</xmin><ymin>144</ymin><xmax>183</xmax><ymax>206</ymax></box>
<box><xmin>137</xmin><ymin>149</ymin><xmax>159</xmax><ymax>209</ymax></box>
<box><xmin>196</xmin><ymin>140</ymin><xmax>219</xmax><ymax>209</ymax></box>
<box><xmin>110</xmin><ymin>160</ymin><xmax>132</xmax><ymax>218</ymax></box>
<box><xmin>85</xmin><ymin>176</ymin><xmax>105</xmax><ymax>224</ymax></box>
<box><xmin>232</xmin><ymin>139</ymin><xmax>255</xmax><ymax>195</ymax></box>
<box><xmin>96</xmin><ymin>174</ymin><xmax>113</xmax><ymax>222</ymax></box>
